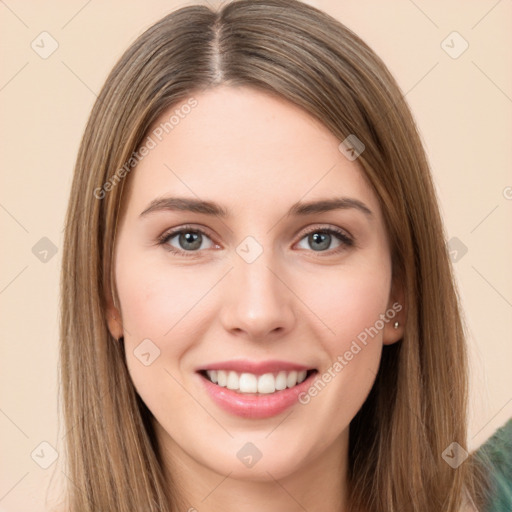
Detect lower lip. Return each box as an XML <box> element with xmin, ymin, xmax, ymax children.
<box><xmin>197</xmin><ymin>371</ymin><xmax>317</xmax><ymax>419</ymax></box>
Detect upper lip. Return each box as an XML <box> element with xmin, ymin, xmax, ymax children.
<box><xmin>198</xmin><ymin>359</ymin><xmax>315</xmax><ymax>376</ymax></box>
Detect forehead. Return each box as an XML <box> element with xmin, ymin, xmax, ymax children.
<box><xmin>122</xmin><ymin>85</ymin><xmax>380</xmax><ymax>218</ymax></box>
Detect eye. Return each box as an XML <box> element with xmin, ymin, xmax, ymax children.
<box><xmin>295</xmin><ymin>226</ymin><xmax>354</xmax><ymax>253</ymax></box>
<box><xmin>157</xmin><ymin>225</ymin><xmax>216</xmax><ymax>257</ymax></box>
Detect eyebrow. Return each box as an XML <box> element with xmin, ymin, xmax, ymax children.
<box><xmin>139</xmin><ymin>196</ymin><xmax>373</xmax><ymax>218</ymax></box>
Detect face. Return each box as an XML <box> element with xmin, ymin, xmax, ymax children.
<box><xmin>107</xmin><ymin>85</ymin><xmax>403</xmax><ymax>484</ymax></box>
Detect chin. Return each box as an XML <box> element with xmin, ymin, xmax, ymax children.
<box><xmin>208</xmin><ymin>445</ymin><xmax>310</xmax><ymax>482</ymax></box>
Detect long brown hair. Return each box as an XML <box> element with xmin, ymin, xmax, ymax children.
<box><xmin>59</xmin><ymin>0</ymin><xmax>488</xmax><ymax>510</ymax></box>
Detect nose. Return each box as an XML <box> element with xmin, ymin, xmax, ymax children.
<box><xmin>219</xmin><ymin>252</ymin><xmax>296</xmax><ymax>342</ymax></box>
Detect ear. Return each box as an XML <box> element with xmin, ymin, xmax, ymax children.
<box><xmin>106</xmin><ymin>300</ymin><xmax>123</xmax><ymax>341</ymax></box>
<box><xmin>105</xmin><ymin>279</ymin><xmax>124</xmax><ymax>341</ymax></box>
<box><xmin>382</xmin><ymin>276</ymin><xmax>406</xmax><ymax>346</ymax></box>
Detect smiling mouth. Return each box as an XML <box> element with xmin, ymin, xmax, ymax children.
<box><xmin>198</xmin><ymin>369</ymin><xmax>318</xmax><ymax>395</ymax></box>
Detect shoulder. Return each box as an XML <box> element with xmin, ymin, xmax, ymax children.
<box><xmin>473</xmin><ymin>417</ymin><xmax>512</xmax><ymax>512</ymax></box>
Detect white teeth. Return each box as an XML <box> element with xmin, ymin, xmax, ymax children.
<box><xmin>275</xmin><ymin>371</ymin><xmax>288</xmax><ymax>391</ymax></box>
<box><xmin>286</xmin><ymin>371</ymin><xmax>298</xmax><ymax>388</ymax></box>
<box><xmin>204</xmin><ymin>369</ymin><xmax>311</xmax><ymax>394</ymax></box>
<box><xmin>239</xmin><ymin>373</ymin><xmax>258</xmax><ymax>393</ymax></box>
<box><xmin>226</xmin><ymin>371</ymin><xmax>239</xmax><ymax>390</ymax></box>
<box><xmin>257</xmin><ymin>373</ymin><xmax>275</xmax><ymax>394</ymax></box>
<box><xmin>216</xmin><ymin>370</ymin><xmax>227</xmax><ymax>387</ymax></box>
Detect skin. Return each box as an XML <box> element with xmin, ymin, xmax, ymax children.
<box><xmin>107</xmin><ymin>85</ymin><xmax>404</xmax><ymax>512</ymax></box>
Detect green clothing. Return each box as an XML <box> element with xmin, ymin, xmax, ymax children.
<box><xmin>475</xmin><ymin>418</ymin><xmax>512</xmax><ymax>511</ymax></box>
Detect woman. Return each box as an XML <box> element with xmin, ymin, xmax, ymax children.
<box><xmin>59</xmin><ymin>0</ymin><xmax>491</xmax><ymax>510</ymax></box>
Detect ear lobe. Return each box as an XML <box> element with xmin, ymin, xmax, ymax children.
<box><xmin>105</xmin><ymin>281</ymin><xmax>123</xmax><ymax>340</ymax></box>
<box><xmin>106</xmin><ymin>303</ymin><xmax>123</xmax><ymax>341</ymax></box>
<box><xmin>104</xmin><ymin>254</ymin><xmax>123</xmax><ymax>340</ymax></box>
<box><xmin>382</xmin><ymin>316</ymin><xmax>404</xmax><ymax>345</ymax></box>
<box><xmin>382</xmin><ymin>278</ymin><xmax>406</xmax><ymax>346</ymax></box>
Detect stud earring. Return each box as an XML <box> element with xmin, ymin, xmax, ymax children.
<box><xmin>393</xmin><ymin>321</ymin><xmax>399</xmax><ymax>329</ymax></box>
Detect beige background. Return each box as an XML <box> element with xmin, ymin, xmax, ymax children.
<box><xmin>1</xmin><ymin>0</ymin><xmax>511</xmax><ymax>510</ymax></box>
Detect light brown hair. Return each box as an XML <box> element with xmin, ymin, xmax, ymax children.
<box><xmin>59</xmin><ymin>0</ymin><xmax>489</xmax><ymax>510</ymax></box>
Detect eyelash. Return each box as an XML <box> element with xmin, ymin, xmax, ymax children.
<box><xmin>156</xmin><ymin>224</ymin><xmax>354</xmax><ymax>259</ymax></box>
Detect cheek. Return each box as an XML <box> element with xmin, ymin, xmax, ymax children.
<box><xmin>293</xmin><ymin>262</ymin><xmax>391</xmax><ymax>417</ymax></box>
<box><xmin>116</xmin><ymin>250</ymin><xmax>212</xmax><ymax>342</ymax></box>
<box><xmin>304</xmin><ymin>263</ymin><xmax>391</xmax><ymax>352</ymax></box>
<box><xmin>114</xmin><ymin>252</ymin><xmax>209</xmax><ymax>395</ymax></box>
<box><xmin>116</xmin><ymin>262</ymin><xmax>208</xmax><ymax>428</ymax></box>
<box><xmin>294</xmin><ymin>259</ymin><xmax>391</xmax><ymax>414</ymax></box>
